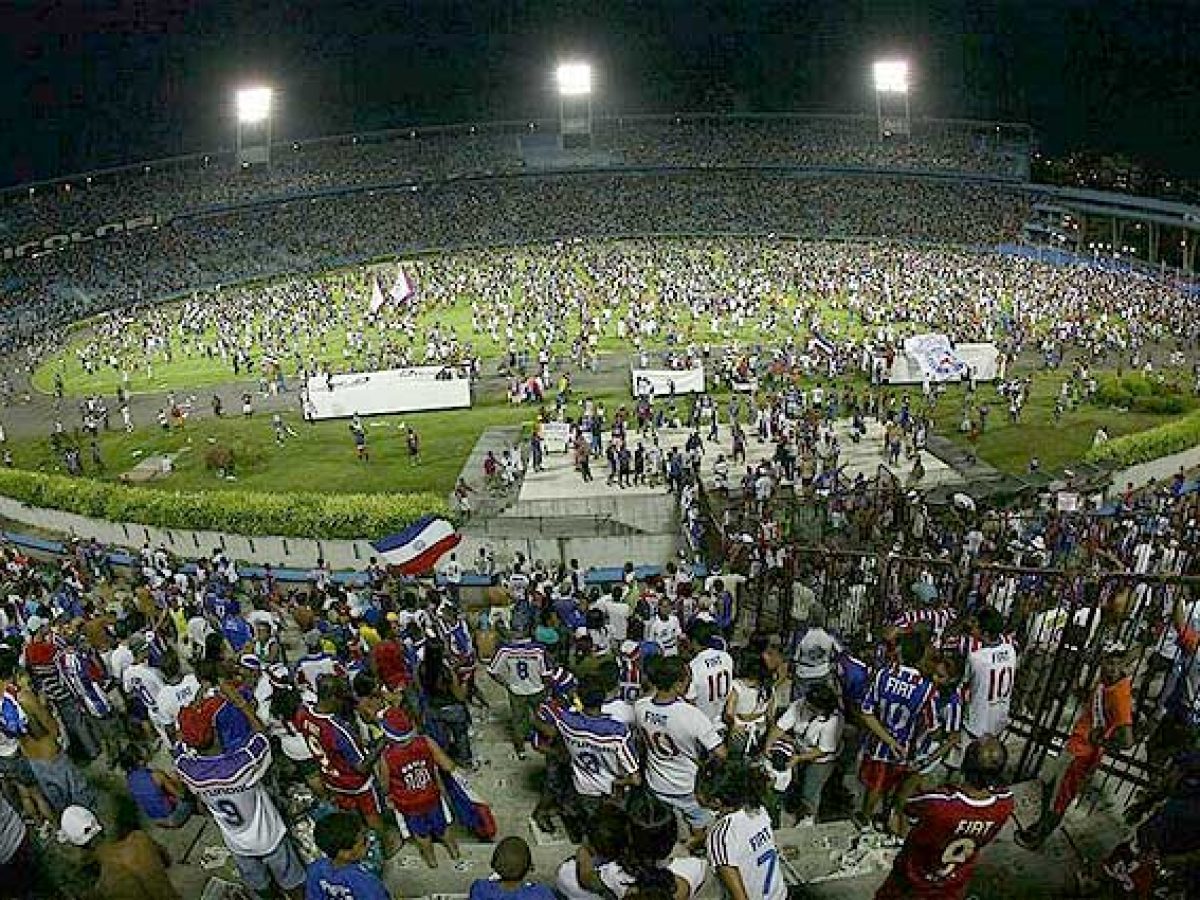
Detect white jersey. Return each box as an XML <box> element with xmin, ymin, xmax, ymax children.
<box><xmin>707</xmin><ymin>808</ymin><xmax>786</xmax><ymax>900</ymax></box>
<box><xmin>173</xmin><ymin>732</ymin><xmax>286</xmax><ymax>856</ymax></box>
<box><xmin>600</xmin><ymin>697</ymin><xmax>635</xmax><ymax>725</ymax></box>
<box><xmin>153</xmin><ymin>675</ymin><xmax>201</xmax><ymax>727</ymax></box>
<box><xmin>646</xmin><ymin>614</ymin><xmax>682</xmax><ymax>656</ymax></box>
<box><xmin>594</xmin><ymin>598</ymin><xmax>631</xmax><ymax>645</ymax></box>
<box><xmin>487</xmin><ymin>640</ymin><xmax>548</xmax><ymax>696</ymax></box>
<box><xmin>634</xmin><ymin>697</ymin><xmax>723</xmax><ymax>797</ymax></box>
<box><xmin>966</xmin><ymin>642</ymin><xmax>1018</xmax><ymax>737</ymax></box>
<box><xmin>122</xmin><ymin>663</ymin><xmax>166</xmax><ymax>717</ymax></box>
<box><xmin>687</xmin><ymin>647</ymin><xmax>734</xmax><ymax>725</ymax></box>
<box><xmin>553</xmin><ymin>708</ymin><xmax>639</xmax><ymax>798</ymax></box>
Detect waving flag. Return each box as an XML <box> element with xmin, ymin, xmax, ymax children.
<box><xmin>371</xmin><ymin>515</ymin><xmax>461</xmax><ymax>575</ymax></box>
<box><xmin>440</xmin><ymin>769</ymin><xmax>497</xmax><ymax>840</ymax></box>
<box><xmin>390</xmin><ymin>267</ymin><xmax>414</xmax><ymax>304</ymax></box>
<box><xmin>368</xmin><ymin>277</ymin><xmax>387</xmax><ymax>315</ymax></box>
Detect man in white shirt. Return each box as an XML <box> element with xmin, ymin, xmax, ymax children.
<box><xmin>635</xmin><ymin>655</ymin><xmax>726</xmax><ymax>842</ymax></box>
<box><xmin>173</xmin><ymin>695</ymin><xmax>305</xmax><ymax>898</ymax></box>
<box><xmin>686</xmin><ymin>623</ymin><xmax>734</xmax><ymax>726</ymax></box>
<box><xmin>765</xmin><ymin>682</ymin><xmax>843</xmax><ymax>825</ymax></box>
<box><xmin>440</xmin><ymin>552</ymin><xmax>464</xmax><ymax>602</ymax></box>
<box><xmin>965</xmin><ymin>608</ymin><xmax>1019</xmax><ymax>739</ymax></box>
<box><xmin>487</xmin><ymin>630</ymin><xmax>548</xmax><ymax>758</ymax></box>
<box><xmin>706</xmin><ymin>761</ymin><xmax>788</xmax><ymax>900</ymax></box>
<box><xmin>791</xmin><ymin>607</ymin><xmax>842</xmax><ymax>701</ymax></box>
<box><xmin>646</xmin><ymin>596</ymin><xmax>683</xmax><ymax>657</ymax></box>
<box><xmin>593</xmin><ymin>586</ymin><xmax>631</xmax><ymax>650</ymax></box>
<box><xmin>121</xmin><ymin>634</ymin><xmax>168</xmax><ymax>737</ymax></box>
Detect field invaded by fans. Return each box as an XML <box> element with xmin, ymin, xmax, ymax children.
<box><xmin>11</xmin><ymin>237</ymin><xmax>1199</xmax><ymax>524</ymax></box>
<box><xmin>30</xmin><ymin>238</ymin><xmax>876</xmax><ymax>396</ymax></box>
<box><xmin>7</xmin><ymin>368</ymin><xmax>1195</xmax><ymax>503</ymax></box>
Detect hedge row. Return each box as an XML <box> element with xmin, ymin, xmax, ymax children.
<box><xmin>1084</xmin><ymin>409</ymin><xmax>1200</xmax><ymax>469</ymax></box>
<box><xmin>1091</xmin><ymin>373</ymin><xmax>1194</xmax><ymax>416</ymax></box>
<box><xmin>0</xmin><ymin>468</ymin><xmax>450</xmax><ymax>540</ymax></box>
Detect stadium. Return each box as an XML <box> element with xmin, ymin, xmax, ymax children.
<box><xmin>0</xmin><ymin>9</ymin><xmax>1198</xmax><ymax>900</ymax></box>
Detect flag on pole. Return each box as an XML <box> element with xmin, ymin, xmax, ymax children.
<box><xmin>370</xmin><ymin>515</ymin><xmax>461</xmax><ymax>575</ymax></box>
<box><xmin>369</xmin><ymin>277</ymin><xmax>387</xmax><ymax>315</ymax></box>
<box><xmin>390</xmin><ymin>267</ymin><xmax>414</xmax><ymax>304</ymax></box>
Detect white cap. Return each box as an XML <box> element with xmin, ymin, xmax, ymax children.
<box><xmin>25</xmin><ymin>615</ymin><xmax>47</xmax><ymax>634</ymax></box>
<box><xmin>58</xmin><ymin>805</ymin><xmax>102</xmax><ymax>846</ymax></box>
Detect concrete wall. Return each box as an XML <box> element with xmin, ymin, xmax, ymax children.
<box><xmin>0</xmin><ymin>495</ymin><xmax>678</xmax><ymax>571</ymax></box>
<box><xmin>1107</xmin><ymin>444</ymin><xmax>1200</xmax><ymax>495</ymax></box>
<box><xmin>502</xmin><ymin>493</ymin><xmax>678</xmax><ymax>534</ymax></box>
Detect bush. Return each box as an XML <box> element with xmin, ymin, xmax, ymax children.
<box><xmin>1091</xmin><ymin>373</ymin><xmax>1192</xmax><ymax>415</ymax></box>
<box><xmin>1084</xmin><ymin>409</ymin><xmax>1200</xmax><ymax>469</ymax></box>
<box><xmin>203</xmin><ymin>445</ymin><xmax>235</xmax><ymax>473</ymax></box>
<box><xmin>0</xmin><ymin>468</ymin><xmax>450</xmax><ymax>539</ymax></box>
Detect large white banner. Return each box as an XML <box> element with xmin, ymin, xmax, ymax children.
<box><xmin>631</xmin><ymin>367</ymin><xmax>706</xmax><ymax>398</ymax></box>
<box><xmin>305</xmin><ymin>367</ymin><xmax>471</xmax><ymax>420</ymax></box>
<box><xmin>903</xmin><ymin>333</ymin><xmax>968</xmax><ymax>382</ymax></box>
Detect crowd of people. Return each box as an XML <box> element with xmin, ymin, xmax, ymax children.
<box><xmin>27</xmin><ymin>234</ymin><xmax>1200</xmax><ymax>413</ymax></box>
<box><xmin>0</xmin><ymin>114</ymin><xmax>1026</xmax><ymax>249</ymax></box>
<box><xmin>0</xmin><ymin>459</ymin><xmax>1195</xmax><ymax>899</ymax></box>
<box><xmin>1</xmin><ymin>172</ymin><xmax>1036</xmax><ymax>352</ymax></box>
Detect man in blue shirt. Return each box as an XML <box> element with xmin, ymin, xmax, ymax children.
<box><xmin>305</xmin><ymin>812</ymin><xmax>391</xmax><ymax>900</ymax></box>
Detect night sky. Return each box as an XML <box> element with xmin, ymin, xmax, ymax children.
<box><xmin>1</xmin><ymin>1</ymin><xmax>1197</xmax><ymax>187</ymax></box>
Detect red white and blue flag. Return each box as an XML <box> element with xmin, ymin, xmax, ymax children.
<box><xmin>440</xmin><ymin>769</ymin><xmax>497</xmax><ymax>840</ymax></box>
<box><xmin>371</xmin><ymin>515</ymin><xmax>461</xmax><ymax>575</ymax></box>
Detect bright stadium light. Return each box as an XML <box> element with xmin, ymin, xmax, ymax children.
<box><xmin>236</xmin><ymin>87</ymin><xmax>273</xmax><ymax>123</ymax></box>
<box><xmin>556</xmin><ymin>62</ymin><xmax>592</xmax><ymax>97</ymax></box>
<box><xmin>235</xmin><ymin>86</ymin><xmax>274</xmax><ymax>166</ymax></box>
<box><xmin>873</xmin><ymin>60</ymin><xmax>910</xmax><ymax>94</ymax></box>
<box><xmin>872</xmin><ymin>59</ymin><xmax>911</xmax><ymax>139</ymax></box>
<box><xmin>556</xmin><ymin>61</ymin><xmax>593</xmax><ymax>149</ymax></box>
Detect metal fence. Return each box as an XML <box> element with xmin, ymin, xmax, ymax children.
<box><xmin>714</xmin><ymin>509</ymin><xmax>1199</xmax><ymax>793</ymax></box>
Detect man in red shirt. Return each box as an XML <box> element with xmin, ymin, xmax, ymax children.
<box><xmin>295</xmin><ymin>676</ymin><xmax>397</xmax><ymax>855</ymax></box>
<box><xmin>370</xmin><ymin>618</ymin><xmax>411</xmax><ymax>694</ymax></box>
<box><xmin>875</xmin><ymin>737</ymin><xmax>1014</xmax><ymax>900</ymax></box>
<box><xmin>377</xmin><ymin>707</ymin><xmax>460</xmax><ymax>868</ymax></box>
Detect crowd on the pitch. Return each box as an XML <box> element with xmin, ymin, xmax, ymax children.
<box><xmin>28</xmin><ymin>235</ymin><xmax>1200</xmax><ymax>401</ymax></box>
<box><xmin>1</xmin><ymin>172</ymin><xmax>1034</xmax><ymax>348</ymax></box>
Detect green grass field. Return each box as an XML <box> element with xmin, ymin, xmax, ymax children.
<box><xmin>6</xmin><ymin>390</ymin><xmax>643</xmax><ymax>497</ymax></box>
<box><xmin>926</xmin><ymin>372</ymin><xmax>1192</xmax><ymax>474</ymax></box>
<box><xmin>8</xmin><ymin>369</ymin><xmax>1192</xmax><ymax>504</ymax></box>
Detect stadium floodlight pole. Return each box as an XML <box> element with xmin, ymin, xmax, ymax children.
<box><xmin>872</xmin><ymin>59</ymin><xmax>911</xmax><ymax>140</ymax></box>
<box><xmin>235</xmin><ymin>86</ymin><xmax>274</xmax><ymax>168</ymax></box>
<box><xmin>556</xmin><ymin>61</ymin><xmax>593</xmax><ymax>150</ymax></box>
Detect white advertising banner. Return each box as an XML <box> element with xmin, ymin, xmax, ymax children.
<box><xmin>305</xmin><ymin>367</ymin><xmax>471</xmax><ymax>420</ymax></box>
<box><xmin>631</xmin><ymin>367</ymin><xmax>706</xmax><ymax>397</ymax></box>
<box><xmin>540</xmin><ymin>421</ymin><xmax>573</xmax><ymax>453</ymax></box>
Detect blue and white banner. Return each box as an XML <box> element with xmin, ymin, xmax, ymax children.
<box><xmin>371</xmin><ymin>515</ymin><xmax>461</xmax><ymax>575</ymax></box>
<box><xmin>903</xmin><ymin>333</ymin><xmax>968</xmax><ymax>383</ymax></box>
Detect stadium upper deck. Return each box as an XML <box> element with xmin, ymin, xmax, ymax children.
<box><xmin>0</xmin><ymin>113</ymin><xmax>1030</xmax><ymax>249</ymax></box>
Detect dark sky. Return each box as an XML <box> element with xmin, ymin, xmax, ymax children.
<box><xmin>1</xmin><ymin>1</ymin><xmax>1197</xmax><ymax>186</ymax></box>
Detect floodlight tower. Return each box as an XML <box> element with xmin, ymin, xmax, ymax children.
<box><xmin>873</xmin><ymin>60</ymin><xmax>910</xmax><ymax>139</ymax></box>
<box><xmin>236</xmin><ymin>86</ymin><xmax>274</xmax><ymax>167</ymax></box>
<box><xmin>556</xmin><ymin>62</ymin><xmax>593</xmax><ymax>150</ymax></box>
